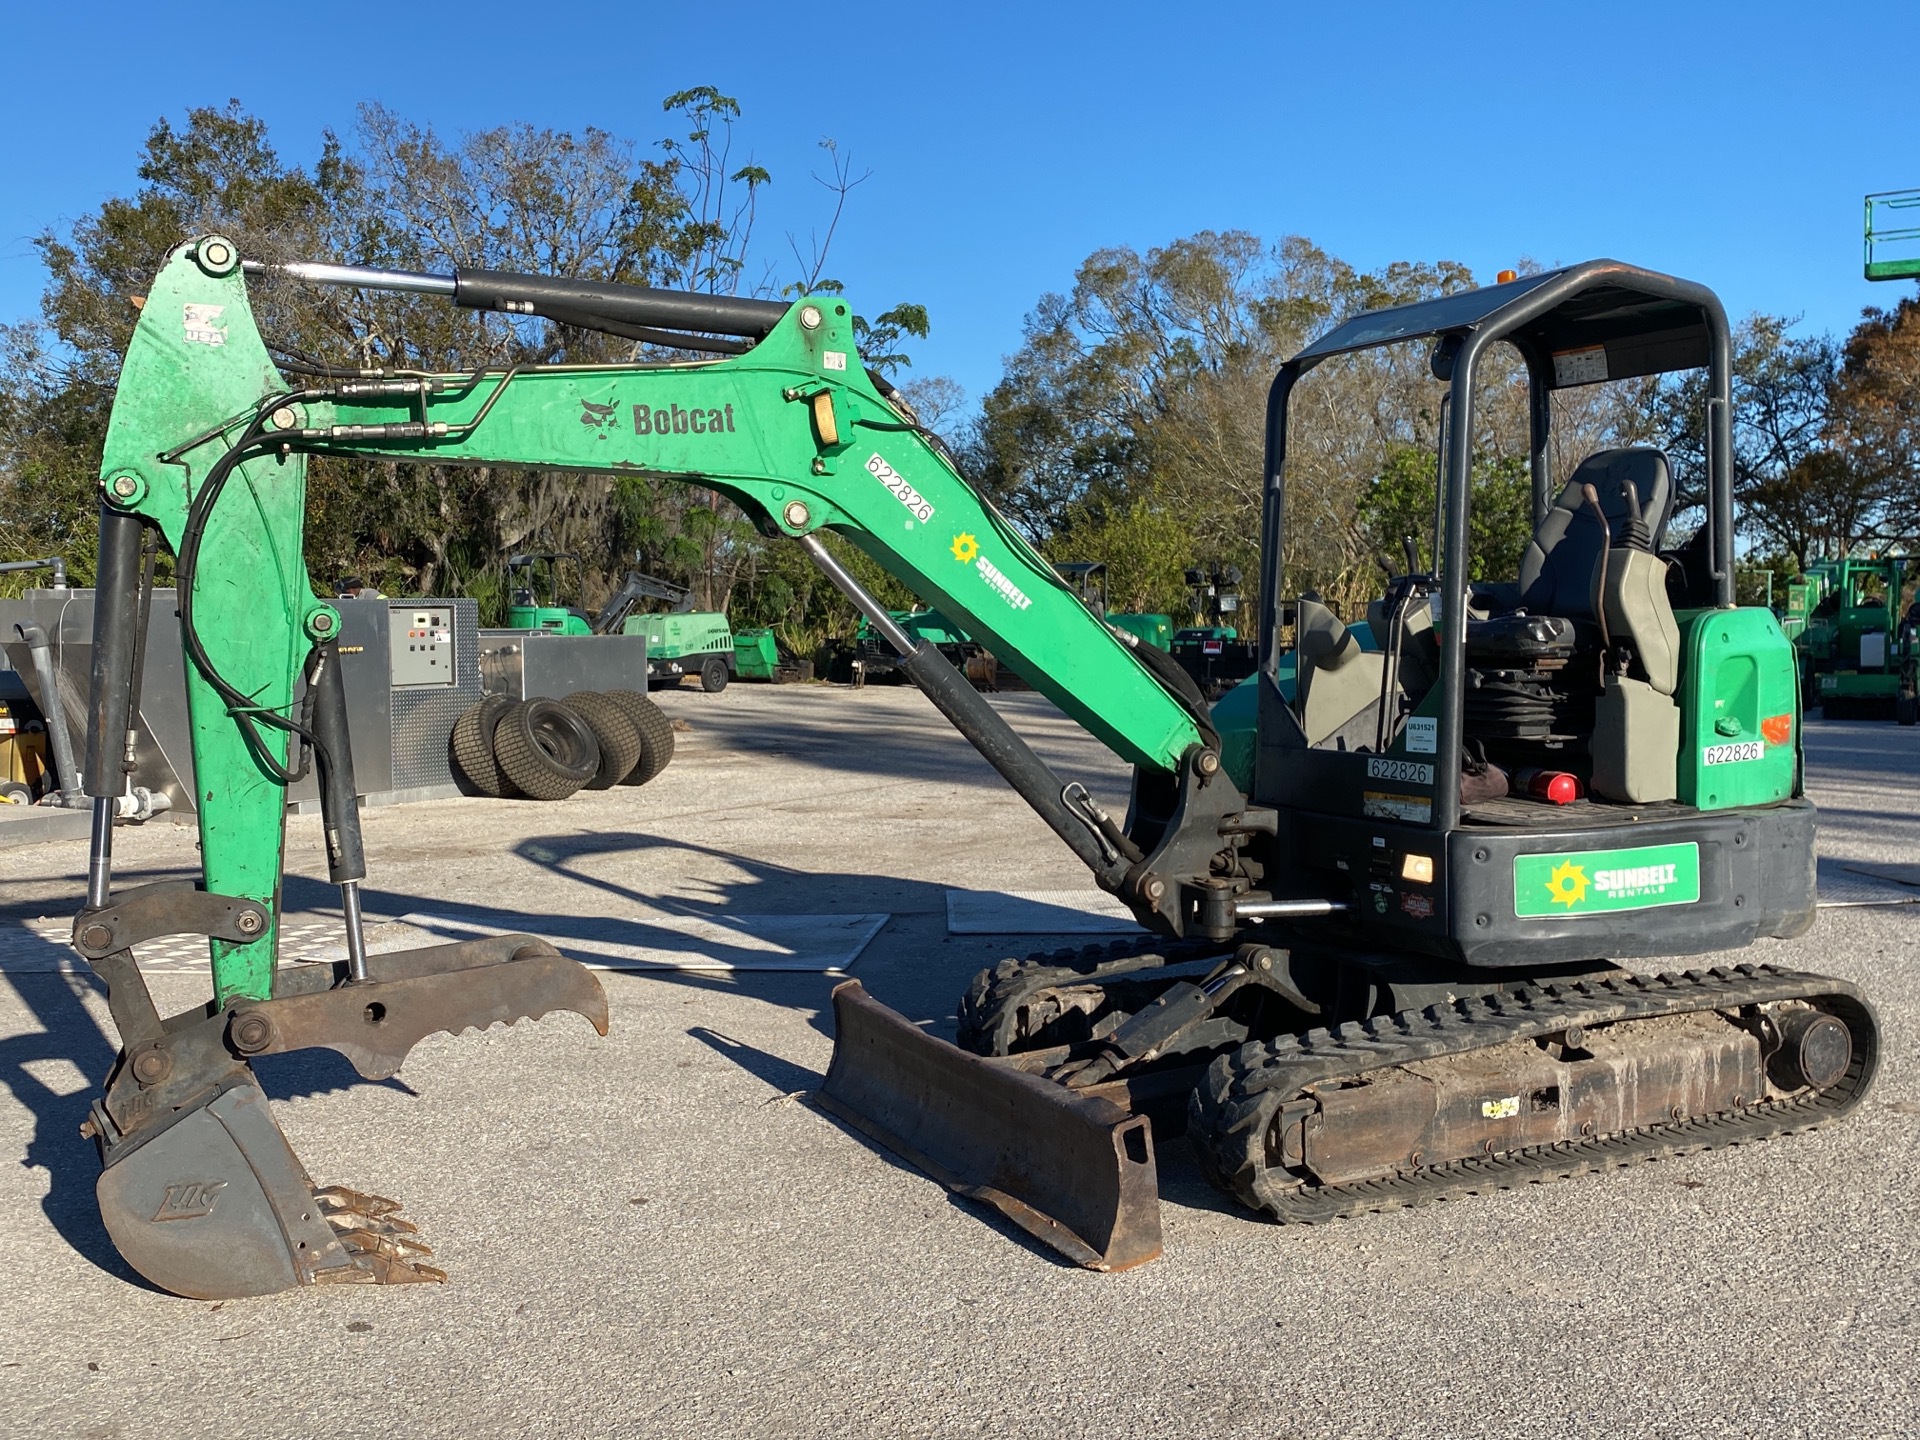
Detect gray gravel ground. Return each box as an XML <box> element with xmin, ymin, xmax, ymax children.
<box><xmin>0</xmin><ymin>684</ymin><xmax>1914</xmax><ymax>1440</ymax></box>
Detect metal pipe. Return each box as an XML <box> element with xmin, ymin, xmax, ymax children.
<box><xmin>242</xmin><ymin>258</ymin><xmax>457</xmax><ymax>296</ymax></box>
<box><xmin>16</xmin><ymin>624</ymin><xmax>81</xmax><ymax>807</ymax></box>
<box><xmin>1234</xmin><ymin>899</ymin><xmax>1348</xmax><ymax>919</ymax></box>
<box><xmin>0</xmin><ymin>557</ymin><xmax>66</xmax><ymax>586</ymax></box>
<box><xmin>86</xmin><ymin>800</ymin><xmax>114</xmax><ymax>909</ymax></box>
<box><xmin>341</xmin><ymin>881</ymin><xmax>370</xmax><ymax>984</ymax></box>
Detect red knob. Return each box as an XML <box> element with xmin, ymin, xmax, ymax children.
<box><xmin>1512</xmin><ymin>768</ymin><xmax>1581</xmax><ymax>805</ymax></box>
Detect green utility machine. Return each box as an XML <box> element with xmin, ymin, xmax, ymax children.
<box><xmin>1785</xmin><ymin>556</ymin><xmax>1916</xmax><ymax>722</ymax></box>
<box><xmin>1054</xmin><ymin>561</ymin><xmax>1174</xmax><ymax>650</ymax></box>
<box><xmin>70</xmin><ymin>241</ymin><xmax>1875</xmax><ymax>1299</ymax></box>
<box><xmin>504</xmin><ymin>552</ymin><xmax>738</xmax><ymax>691</ymax></box>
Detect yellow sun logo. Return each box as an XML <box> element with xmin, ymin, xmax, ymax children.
<box><xmin>1545</xmin><ymin>860</ymin><xmax>1589</xmax><ymax>908</ymax></box>
<box><xmin>950</xmin><ymin>532</ymin><xmax>979</xmax><ymax>564</ymax></box>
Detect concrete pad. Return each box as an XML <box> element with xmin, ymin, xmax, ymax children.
<box><xmin>945</xmin><ymin>886</ymin><xmax>1143</xmax><ymax>934</ymax></box>
<box><xmin>0</xmin><ymin>688</ymin><xmax>1913</xmax><ymax>1440</ymax></box>
<box><xmin>0</xmin><ymin>914</ymin><xmax>348</xmax><ymax>973</ymax></box>
<box><xmin>0</xmin><ymin>806</ymin><xmax>92</xmax><ymax>849</ymax></box>
<box><xmin>1816</xmin><ymin>856</ymin><xmax>1920</xmax><ymax>907</ymax></box>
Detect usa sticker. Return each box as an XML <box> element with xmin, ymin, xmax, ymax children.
<box><xmin>183</xmin><ymin>303</ymin><xmax>227</xmax><ymax>346</ymax></box>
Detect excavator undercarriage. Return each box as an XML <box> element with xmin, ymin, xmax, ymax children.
<box><xmin>825</xmin><ymin>941</ymin><xmax>1874</xmax><ymax>1269</ymax></box>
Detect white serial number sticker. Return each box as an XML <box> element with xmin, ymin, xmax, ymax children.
<box><xmin>1366</xmin><ymin>757</ymin><xmax>1434</xmax><ymax>786</ymax></box>
<box><xmin>1702</xmin><ymin>741</ymin><xmax>1765</xmax><ymax>766</ymax></box>
<box><xmin>866</xmin><ymin>453</ymin><xmax>933</xmax><ymax>523</ymax></box>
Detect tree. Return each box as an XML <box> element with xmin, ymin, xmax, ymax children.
<box><xmin>1832</xmin><ymin>295</ymin><xmax>1920</xmax><ymax>548</ymax></box>
<box><xmin>1357</xmin><ymin>446</ymin><xmax>1533</xmax><ymax>584</ymax></box>
<box><xmin>0</xmin><ymin>95</ymin><xmax>938</xmax><ymax>626</ymax></box>
<box><xmin>1634</xmin><ymin>314</ymin><xmax>1897</xmax><ymax>569</ymax></box>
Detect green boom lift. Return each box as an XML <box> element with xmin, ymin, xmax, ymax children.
<box><xmin>72</xmin><ymin>240</ymin><xmax>1876</xmax><ymax>1297</ymax></box>
<box><xmin>1864</xmin><ymin>189</ymin><xmax>1920</xmax><ymax>282</ymax></box>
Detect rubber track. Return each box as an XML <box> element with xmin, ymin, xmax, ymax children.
<box><xmin>1187</xmin><ymin>964</ymin><xmax>1879</xmax><ymax>1223</ymax></box>
<box><xmin>956</xmin><ymin>938</ymin><xmax>1230</xmax><ymax>1056</ymax></box>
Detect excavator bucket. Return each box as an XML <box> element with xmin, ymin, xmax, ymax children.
<box><xmin>83</xmin><ymin>928</ymin><xmax>609</xmax><ymax>1300</ymax></box>
<box><xmin>95</xmin><ymin>1079</ymin><xmax>443</xmax><ymax>1299</ymax></box>
<box><xmin>818</xmin><ymin>981</ymin><xmax>1162</xmax><ymax>1271</ymax></box>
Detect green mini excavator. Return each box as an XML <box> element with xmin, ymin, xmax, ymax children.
<box><xmin>72</xmin><ymin>238</ymin><xmax>1876</xmax><ymax>1297</ymax></box>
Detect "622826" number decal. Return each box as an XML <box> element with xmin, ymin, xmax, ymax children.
<box><xmin>1702</xmin><ymin>740</ymin><xmax>1765</xmax><ymax>766</ymax></box>
<box><xmin>867</xmin><ymin>453</ymin><xmax>934</xmax><ymax>524</ymax></box>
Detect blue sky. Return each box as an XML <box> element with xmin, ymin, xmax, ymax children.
<box><xmin>2</xmin><ymin>2</ymin><xmax>1913</xmax><ymax>406</ymax></box>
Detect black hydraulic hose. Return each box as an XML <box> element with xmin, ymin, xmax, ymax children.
<box><xmin>173</xmin><ymin>400</ymin><xmax>326</xmax><ymax>785</ymax></box>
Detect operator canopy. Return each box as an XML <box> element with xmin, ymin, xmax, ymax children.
<box><xmin>1292</xmin><ymin>260</ymin><xmax>1721</xmax><ymax>384</ymax></box>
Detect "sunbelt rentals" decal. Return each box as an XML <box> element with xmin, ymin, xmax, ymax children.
<box><xmin>1512</xmin><ymin>841</ymin><xmax>1700</xmax><ymax>918</ymax></box>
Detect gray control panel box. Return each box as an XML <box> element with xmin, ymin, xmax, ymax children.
<box><xmin>390</xmin><ymin>606</ymin><xmax>457</xmax><ymax>687</ymax></box>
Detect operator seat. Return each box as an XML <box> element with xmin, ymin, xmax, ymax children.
<box><xmin>1488</xmin><ymin>447</ymin><xmax>1686</xmax><ymax>802</ymax></box>
<box><xmin>1518</xmin><ymin>449</ymin><xmax>1673</xmax><ymax>617</ymax></box>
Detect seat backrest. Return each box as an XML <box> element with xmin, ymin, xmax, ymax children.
<box><xmin>1296</xmin><ymin>595</ymin><xmax>1385</xmax><ymax>748</ymax></box>
<box><xmin>1518</xmin><ymin>449</ymin><xmax>1673</xmax><ymax>618</ymax></box>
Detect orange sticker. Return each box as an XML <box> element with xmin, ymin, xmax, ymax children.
<box><xmin>1761</xmin><ymin>714</ymin><xmax>1792</xmax><ymax>747</ymax></box>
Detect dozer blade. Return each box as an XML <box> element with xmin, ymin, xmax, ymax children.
<box><xmin>818</xmin><ymin>980</ymin><xmax>1162</xmax><ymax>1271</ymax></box>
<box><xmin>88</xmin><ymin>933</ymin><xmax>606</xmax><ymax>1300</ymax></box>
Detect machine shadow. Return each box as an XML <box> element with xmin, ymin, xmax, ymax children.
<box><xmin>298</xmin><ymin>828</ymin><xmax>1013</xmax><ymax>1044</ymax></box>
<box><xmin>0</xmin><ymin>964</ymin><xmax>142</xmax><ymax>1282</ymax></box>
<box><xmin>684</xmin><ymin>1023</ymin><xmax>1087</xmax><ymax>1270</ymax></box>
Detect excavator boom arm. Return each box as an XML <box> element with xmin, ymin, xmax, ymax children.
<box><xmin>92</xmin><ymin>238</ymin><xmax>1226</xmax><ymax>1005</ymax></box>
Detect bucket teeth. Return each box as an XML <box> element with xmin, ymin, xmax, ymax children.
<box><xmin>313</xmin><ymin>1185</ymin><xmax>446</xmax><ymax>1285</ymax></box>
<box><xmin>314</xmin><ymin>1184</ymin><xmax>406</xmax><ymax>1220</ymax></box>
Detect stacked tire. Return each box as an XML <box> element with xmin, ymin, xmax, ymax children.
<box><xmin>449</xmin><ymin>690</ymin><xmax>675</xmax><ymax>801</ymax></box>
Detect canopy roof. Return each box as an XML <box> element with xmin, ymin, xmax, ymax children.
<box><xmin>1292</xmin><ymin>260</ymin><xmax>1720</xmax><ymax>386</ymax></box>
